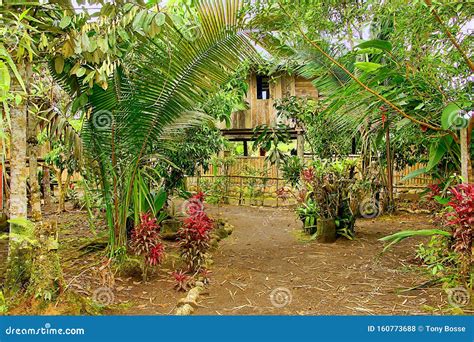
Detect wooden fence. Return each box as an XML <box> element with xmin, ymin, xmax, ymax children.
<box><xmin>185</xmin><ymin>156</ymin><xmax>433</xmax><ymax>207</ymax></box>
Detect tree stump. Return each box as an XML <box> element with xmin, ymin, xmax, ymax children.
<box><xmin>27</xmin><ymin>220</ymin><xmax>64</xmax><ymax>302</ymax></box>
<box><xmin>316</xmin><ymin>218</ymin><xmax>336</xmax><ymax>243</ymax></box>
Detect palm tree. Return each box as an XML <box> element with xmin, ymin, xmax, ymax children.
<box><xmin>75</xmin><ymin>0</ymin><xmax>257</xmax><ymax>252</ymax></box>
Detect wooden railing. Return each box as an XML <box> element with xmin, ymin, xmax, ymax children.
<box><xmin>185</xmin><ymin>157</ymin><xmax>434</xmax><ymax>207</ymax></box>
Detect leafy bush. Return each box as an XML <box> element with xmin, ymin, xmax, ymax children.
<box><xmin>178</xmin><ymin>193</ymin><xmax>214</xmax><ymax>272</ymax></box>
<box><xmin>279</xmin><ymin>158</ymin><xmax>358</xmax><ymax>239</ymax></box>
<box><xmin>281</xmin><ymin>156</ymin><xmax>304</xmax><ymax>187</ymax></box>
<box><xmin>129</xmin><ymin>213</ymin><xmax>165</xmax><ymax>279</ymax></box>
<box><xmin>416</xmin><ymin>236</ymin><xmax>460</xmax><ymax>286</ymax></box>
<box><xmin>445</xmin><ymin>184</ymin><xmax>473</xmax><ymax>255</ymax></box>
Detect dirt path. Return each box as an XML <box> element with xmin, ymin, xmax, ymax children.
<box><xmin>199</xmin><ymin>205</ymin><xmax>447</xmax><ymax>315</ymax></box>
<box><xmin>0</xmin><ymin>204</ymin><xmax>451</xmax><ymax>315</ymax></box>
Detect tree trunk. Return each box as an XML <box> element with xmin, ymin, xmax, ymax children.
<box><xmin>385</xmin><ymin>123</ymin><xmax>394</xmax><ymax>211</ymax></box>
<box><xmin>55</xmin><ymin>168</ymin><xmax>66</xmax><ymax>213</ymax></box>
<box><xmin>27</xmin><ymin>220</ymin><xmax>64</xmax><ymax>305</ymax></box>
<box><xmin>27</xmin><ymin>100</ymin><xmax>42</xmax><ymax>222</ymax></box>
<box><xmin>42</xmin><ymin>165</ymin><xmax>51</xmax><ymax>208</ymax></box>
<box><xmin>6</xmin><ymin>60</ymin><xmax>31</xmax><ymax>291</ymax></box>
<box><xmin>460</xmin><ymin>127</ymin><xmax>470</xmax><ymax>184</ymax></box>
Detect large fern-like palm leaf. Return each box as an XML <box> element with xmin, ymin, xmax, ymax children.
<box><xmin>78</xmin><ymin>0</ymin><xmax>257</xmax><ymax>247</ymax></box>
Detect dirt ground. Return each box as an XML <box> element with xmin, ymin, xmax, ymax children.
<box><xmin>0</xmin><ymin>203</ymin><xmax>457</xmax><ymax>315</ymax></box>
<box><xmin>199</xmin><ymin>205</ymin><xmax>449</xmax><ymax>315</ymax></box>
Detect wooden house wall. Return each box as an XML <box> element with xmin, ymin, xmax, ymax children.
<box><xmin>225</xmin><ymin>72</ymin><xmax>318</xmax><ymax>130</ymax></box>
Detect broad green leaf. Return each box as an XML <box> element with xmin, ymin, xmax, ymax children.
<box><xmin>78</xmin><ymin>92</ymin><xmax>88</xmax><ymax>106</ymax></box>
<box><xmin>441</xmin><ymin>102</ymin><xmax>461</xmax><ymax>129</ymax></box>
<box><xmin>133</xmin><ymin>9</ymin><xmax>147</xmax><ymax>30</ymax></box>
<box><xmin>59</xmin><ymin>15</ymin><xmax>71</xmax><ymax>29</ymax></box>
<box><xmin>0</xmin><ymin>45</ymin><xmax>26</xmax><ymax>92</ymax></box>
<box><xmin>426</xmin><ymin>136</ymin><xmax>452</xmax><ymax>171</ymax></box>
<box><xmin>170</xmin><ymin>13</ymin><xmax>184</xmax><ymax>27</ymax></box>
<box><xmin>54</xmin><ymin>56</ymin><xmax>65</xmax><ymax>74</ymax></box>
<box><xmin>76</xmin><ymin>67</ymin><xmax>86</xmax><ymax>77</ymax></box>
<box><xmin>380</xmin><ymin>229</ymin><xmax>450</xmax><ymax>252</ymax></box>
<box><xmin>155</xmin><ymin>12</ymin><xmax>166</xmax><ymax>26</ymax></box>
<box><xmin>81</xmin><ymin>32</ymin><xmax>91</xmax><ymax>51</ymax></box>
<box><xmin>0</xmin><ymin>62</ymin><xmax>10</xmax><ymax>101</ymax></box>
<box><xmin>153</xmin><ymin>189</ymin><xmax>167</xmax><ymax>214</ymax></box>
<box><xmin>71</xmin><ymin>97</ymin><xmax>81</xmax><ymax>114</ymax></box>
<box><xmin>82</xmin><ymin>70</ymin><xmax>95</xmax><ymax>84</ymax></box>
<box><xmin>433</xmin><ymin>196</ymin><xmax>450</xmax><ymax>205</ymax></box>
<box><xmin>356</xmin><ymin>39</ymin><xmax>392</xmax><ymax>52</ymax></box>
<box><xmin>354</xmin><ymin>62</ymin><xmax>383</xmax><ymax>73</ymax></box>
<box><xmin>401</xmin><ymin>167</ymin><xmax>426</xmax><ymax>182</ymax></box>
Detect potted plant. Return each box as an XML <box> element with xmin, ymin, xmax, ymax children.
<box><xmin>302</xmin><ymin>160</ymin><xmax>356</xmax><ymax>242</ymax></box>
<box><xmin>296</xmin><ymin>198</ymin><xmax>319</xmax><ymax>235</ymax></box>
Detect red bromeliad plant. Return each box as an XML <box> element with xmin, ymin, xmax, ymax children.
<box><xmin>178</xmin><ymin>193</ymin><xmax>213</xmax><ymax>272</ymax></box>
<box><xmin>130</xmin><ymin>213</ymin><xmax>165</xmax><ymax>279</ymax></box>
<box><xmin>444</xmin><ymin>184</ymin><xmax>474</xmax><ymax>278</ymax></box>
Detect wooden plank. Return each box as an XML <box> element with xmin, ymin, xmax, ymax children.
<box><xmin>249</xmin><ymin>73</ymin><xmax>257</xmax><ymax>128</ymax></box>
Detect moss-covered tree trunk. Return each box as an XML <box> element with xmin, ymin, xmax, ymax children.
<box><xmin>55</xmin><ymin>168</ymin><xmax>67</xmax><ymax>213</ymax></box>
<box><xmin>6</xmin><ymin>60</ymin><xmax>31</xmax><ymax>291</ymax></box>
<box><xmin>27</xmin><ymin>220</ymin><xmax>64</xmax><ymax>304</ymax></box>
<box><xmin>42</xmin><ymin>165</ymin><xmax>51</xmax><ymax>208</ymax></box>
<box><xmin>27</xmin><ymin>102</ymin><xmax>42</xmax><ymax>222</ymax></box>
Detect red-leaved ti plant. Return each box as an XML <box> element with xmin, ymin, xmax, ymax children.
<box><xmin>178</xmin><ymin>193</ymin><xmax>213</xmax><ymax>272</ymax></box>
<box><xmin>445</xmin><ymin>183</ymin><xmax>473</xmax><ymax>278</ymax></box>
<box><xmin>199</xmin><ymin>268</ymin><xmax>212</xmax><ymax>285</ymax></box>
<box><xmin>130</xmin><ymin>213</ymin><xmax>165</xmax><ymax>279</ymax></box>
<box><xmin>302</xmin><ymin>167</ymin><xmax>315</xmax><ymax>183</ymax></box>
<box><xmin>148</xmin><ymin>243</ymin><xmax>165</xmax><ymax>266</ymax></box>
<box><xmin>185</xmin><ymin>191</ymin><xmax>205</xmax><ymax>216</ymax></box>
<box><xmin>426</xmin><ymin>183</ymin><xmax>441</xmax><ymax>200</ymax></box>
<box><xmin>172</xmin><ymin>270</ymin><xmax>190</xmax><ymax>292</ymax></box>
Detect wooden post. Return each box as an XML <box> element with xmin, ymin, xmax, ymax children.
<box><xmin>243</xmin><ymin>140</ymin><xmax>248</xmax><ymax>156</ymax></box>
<box><xmin>238</xmin><ymin>176</ymin><xmax>243</xmax><ymax>205</ymax></box>
<box><xmin>296</xmin><ymin>129</ymin><xmax>304</xmax><ymax>159</ymax></box>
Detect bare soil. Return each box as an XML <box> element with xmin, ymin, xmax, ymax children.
<box><xmin>0</xmin><ymin>203</ymin><xmax>455</xmax><ymax>315</ymax></box>
<box><xmin>198</xmin><ymin>205</ymin><xmax>449</xmax><ymax>315</ymax></box>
